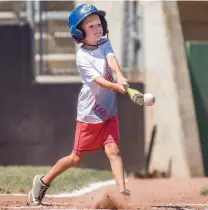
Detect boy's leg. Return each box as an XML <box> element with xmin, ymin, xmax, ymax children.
<box><xmin>104</xmin><ymin>142</ymin><xmax>126</xmax><ymax>193</ymax></box>
<box><xmin>42</xmin><ymin>152</ymin><xmax>84</xmax><ymax>185</ymax></box>
<box><xmin>102</xmin><ymin>116</ymin><xmax>130</xmax><ymax>196</ymax></box>
<box><xmin>104</xmin><ymin>142</ymin><xmax>132</xmax><ymax>208</ymax></box>
<box><xmin>28</xmin><ymin>152</ymin><xmax>84</xmax><ymax>205</ymax></box>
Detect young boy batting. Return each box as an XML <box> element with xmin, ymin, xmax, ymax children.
<box><xmin>28</xmin><ymin>4</ymin><xmax>131</xmax><ymax>205</ymax></box>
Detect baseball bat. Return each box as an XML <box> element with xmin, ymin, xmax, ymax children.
<box><xmin>123</xmin><ymin>85</ymin><xmax>144</xmax><ymax>106</ymax></box>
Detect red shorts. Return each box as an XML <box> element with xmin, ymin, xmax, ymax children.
<box><xmin>73</xmin><ymin>115</ymin><xmax>120</xmax><ymax>155</ymax></box>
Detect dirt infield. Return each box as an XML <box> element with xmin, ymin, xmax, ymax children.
<box><xmin>0</xmin><ymin>177</ymin><xmax>208</xmax><ymax>210</ymax></box>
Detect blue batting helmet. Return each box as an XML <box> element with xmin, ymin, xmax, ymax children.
<box><xmin>68</xmin><ymin>4</ymin><xmax>108</xmax><ymax>43</ymax></box>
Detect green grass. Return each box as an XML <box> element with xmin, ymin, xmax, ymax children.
<box><xmin>0</xmin><ymin>166</ymin><xmax>112</xmax><ymax>194</ymax></box>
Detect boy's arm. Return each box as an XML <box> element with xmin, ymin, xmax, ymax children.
<box><xmin>107</xmin><ymin>55</ymin><xmax>128</xmax><ymax>83</ymax></box>
<box><xmin>95</xmin><ymin>76</ymin><xmax>126</xmax><ymax>94</ymax></box>
<box><xmin>103</xmin><ymin>39</ymin><xmax>128</xmax><ymax>85</ymax></box>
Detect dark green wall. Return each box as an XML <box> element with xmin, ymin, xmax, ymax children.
<box><xmin>186</xmin><ymin>42</ymin><xmax>208</xmax><ymax>175</ymax></box>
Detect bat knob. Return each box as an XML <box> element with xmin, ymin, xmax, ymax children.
<box><xmin>123</xmin><ymin>85</ymin><xmax>129</xmax><ymax>90</ymax></box>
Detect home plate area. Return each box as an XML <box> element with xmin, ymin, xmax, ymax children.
<box><xmin>1</xmin><ymin>203</ymin><xmax>208</xmax><ymax>210</ymax></box>
<box><xmin>1</xmin><ymin>178</ymin><xmax>208</xmax><ymax>210</ymax></box>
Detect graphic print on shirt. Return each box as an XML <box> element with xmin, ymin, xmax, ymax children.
<box><xmin>104</xmin><ymin>59</ymin><xmax>114</xmax><ymax>82</ymax></box>
<box><xmin>92</xmin><ymin>59</ymin><xmax>115</xmax><ymax>121</ymax></box>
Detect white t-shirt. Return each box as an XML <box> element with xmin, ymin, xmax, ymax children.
<box><xmin>76</xmin><ymin>38</ymin><xmax>117</xmax><ymax>124</ymax></box>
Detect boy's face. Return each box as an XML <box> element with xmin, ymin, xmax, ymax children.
<box><xmin>81</xmin><ymin>14</ymin><xmax>103</xmax><ymax>44</ymax></box>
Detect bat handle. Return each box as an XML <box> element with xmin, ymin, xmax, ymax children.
<box><xmin>123</xmin><ymin>85</ymin><xmax>130</xmax><ymax>90</ymax></box>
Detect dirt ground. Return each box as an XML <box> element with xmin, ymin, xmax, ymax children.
<box><xmin>0</xmin><ymin>177</ymin><xmax>208</xmax><ymax>210</ymax></box>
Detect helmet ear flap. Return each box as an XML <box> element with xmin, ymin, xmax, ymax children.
<box><xmin>100</xmin><ymin>16</ymin><xmax>108</xmax><ymax>36</ymax></box>
<box><xmin>71</xmin><ymin>26</ymin><xmax>85</xmax><ymax>44</ymax></box>
<box><xmin>80</xmin><ymin>29</ymin><xmax>86</xmax><ymax>39</ymax></box>
<box><xmin>77</xmin><ymin>23</ymin><xmax>86</xmax><ymax>40</ymax></box>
